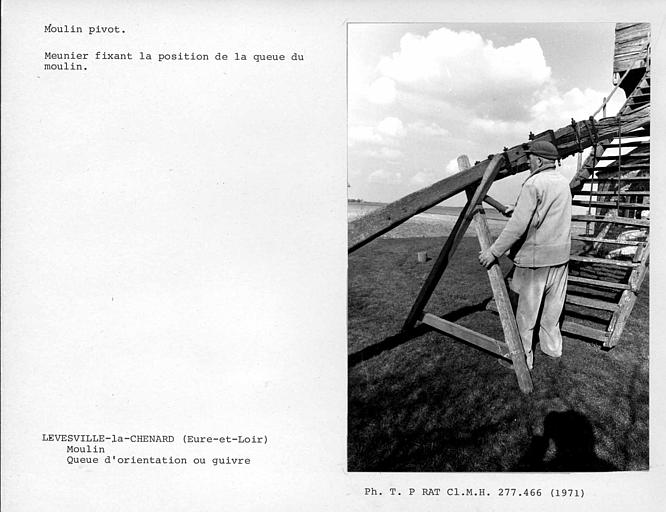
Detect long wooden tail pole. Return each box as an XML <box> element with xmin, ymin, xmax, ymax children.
<box><xmin>349</xmin><ymin>105</ymin><xmax>649</xmax><ymax>253</ymax></box>
<box><xmin>402</xmin><ymin>154</ymin><xmax>505</xmax><ymax>332</ymax></box>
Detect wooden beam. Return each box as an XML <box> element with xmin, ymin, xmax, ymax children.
<box><xmin>571</xmin><ymin>234</ymin><xmax>646</xmax><ymax>246</ymax></box>
<box><xmin>561</xmin><ymin>321</ymin><xmax>609</xmax><ymax>342</ymax></box>
<box><xmin>349</xmin><ymin>105</ymin><xmax>649</xmax><ymax>252</ymax></box>
<box><xmin>421</xmin><ymin>313</ymin><xmax>509</xmax><ymax>358</ymax></box>
<box><xmin>569</xmin><ymin>255</ymin><xmax>639</xmax><ymax>268</ymax></box>
<box><xmin>572</xmin><ymin>215</ymin><xmax>650</xmax><ymax>227</ymax></box>
<box><xmin>566</xmin><ymin>295</ymin><xmax>620</xmax><ymax>312</ymax></box>
<box><xmin>567</xmin><ymin>275</ymin><xmax>631</xmax><ymax>290</ymax></box>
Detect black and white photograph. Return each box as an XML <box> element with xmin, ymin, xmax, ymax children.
<box><xmin>2</xmin><ymin>2</ymin><xmax>665</xmax><ymax>510</ymax></box>
<box><xmin>348</xmin><ymin>23</ymin><xmax>650</xmax><ymax>472</ymax></box>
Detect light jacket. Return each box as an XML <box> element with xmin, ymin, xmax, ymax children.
<box><xmin>490</xmin><ymin>165</ymin><xmax>571</xmax><ymax>267</ymax></box>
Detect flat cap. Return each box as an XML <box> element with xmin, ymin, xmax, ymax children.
<box><xmin>525</xmin><ymin>140</ymin><xmax>559</xmax><ymax>160</ymax></box>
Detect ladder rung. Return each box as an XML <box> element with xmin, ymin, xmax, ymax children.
<box><xmin>561</xmin><ymin>321</ymin><xmax>610</xmax><ymax>341</ymax></box>
<box><xmin>571</xmin><ymin>200</ymin><xmax>650</xmax><ymax>209</ymax></box>
<box><xmin>572</xmin><ymin>235</ymin><xmax>646</xmax><ymax>246</ymax></box>
<box><xmin>569</xmin><ymin>255</ymin><xmax>639</xmax><ymax>268</ymax></box>
<box><xmin>602</xmin><ymin>142</ymin><xmax>649</xmax><ymax>148</ymax></box>
<box><xmin>591</xmin><ymin>167</ymin><xmax>650</xmax><ymax>173</ymax></box>
<box><xmin>571</xmin><ymin>215</ymin><xmax>650</xmax><ymax>227</ymax></box>
<box><xmin>596</xmin><ymin>155</ymin><xmax>649</xmax><ymax>161</ymax></box>
<box><xmin>420</xmin><ymin>312</ymin><xmax>509</xmax><ymax>358</ymax></box>
<box><xmin>584</xmin><ymin>177</ymin><xmax>650</xmax><ymax>184</ymax></box>
<box><xmin>575</xmin><ymin>191</ymin><xmax>650</xmax><ymax>196</ymax></box>
<box><xmin>565</xmin><ymin>294</ymin><xmax>620</xmax><ymax>311</ymax></box>
<box><xmin>567</xmin><ymin>275</ymin><xmax>631</xmax><ymax>290</ymax></box>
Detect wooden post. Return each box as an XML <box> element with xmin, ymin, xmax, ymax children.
<box><xmin>459</xmin><ymin>155</ymin><xmax>533</xmax><ymax>393</ymax></box>
<box><xmin>402</xmin><ymin>154</ymin><xmax>505</xmax><ymax>332</ymax></box>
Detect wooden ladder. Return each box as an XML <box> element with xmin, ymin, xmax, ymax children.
<box><xmin>563</xmin><ymin>68</ymin><xmax>650</xmax><ymax>348</ymax></box>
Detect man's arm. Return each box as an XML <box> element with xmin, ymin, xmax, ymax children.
<box><xmin>478</xmin><ymin>181</ymin><xmax>538</xmax><ymax>268</ymax></box>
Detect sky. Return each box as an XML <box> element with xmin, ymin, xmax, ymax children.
<box><xmin>348</xmin><ymin>23</ymin><xmax>627</xmax><ymax>206</ymax></box>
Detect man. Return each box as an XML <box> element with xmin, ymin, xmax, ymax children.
<box><xmin>478</xmin><ymin>140</ymin><xmax>571</xmax><ymax>370</ymax></box>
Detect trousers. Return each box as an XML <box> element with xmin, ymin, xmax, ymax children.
<box><xmin>510</xmin><ymin>263</ymin><xmax>568</xmax><ymax>369</ymax></box>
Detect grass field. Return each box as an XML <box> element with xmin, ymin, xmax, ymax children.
<box><xmin>348</xmin><ymin>236</ymin><xmax>649</xmax><ymax>472</ymax></box>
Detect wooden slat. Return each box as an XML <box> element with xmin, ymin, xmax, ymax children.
<box><xmin>349</xmin><ymin>105</ymin><xmax>650</xmax><ymax>252</ymax></box>
<box><xmin>566</xmin><ymin>294</ymin><xmax>620</xmax><ymax>311</ymax></box>
<box><xmin>592</xmin><ymin>164</ymin><xmax>650</xmax><ymax>169</ymax></box>
<box><xmin>567</xmin><ymin>275</ymin><xmax>631</xmax><ymax>290</ymax></box>
<box><xmin>596</xmin><ymin>155</ymin><xmax>648</xmax><ymax>161</ymax></box>
<box><xmin>605</xmin><ymin>240</ymin><xmax>650</xmax><ymax>347</ymax></box>
<box><xmin>569</xmin><ymin>255</ymin><xmax>639</xmax><ymax>268</ymax></box>
<box><xmin>421</xmin><ymin>313</ymin><xmax>510</xmax><ymax>358</ymax></box>
<box><xmin>584</xmin><ymin>177</ymin><xmax>649</xmax><ymax>183</ymax></box>
<box><xmin>561</xmin><ymin>321</ymin><xmax>610</xmax><ymax>342</ymax></box>
<box><xmin>572</xmin><ymin>234</ymin><xmax>646</xmax><ymax>246</ymax></box>
<box><xmin>571</xmin><ymin>199</ymin><xmax>650</xmax><ymax>210</ymax></box>
<box><xmin>603</xmin><ymin>142</ymin><xmax>648</xmax><ymax>148</ymax></box>
<box><xmin>574</xmin><ymin>190</ymin><xmax>650</xmax><ymax>196</ymax></box>
<box><xmin>571</xmin><ymin>200</ymin><xmax>649</xmax><ymax>209</ymax></box>
<box><xmin>572</xmin><ymin>215</ymin><xmax>650</xmax><ymax>227</ymax></box>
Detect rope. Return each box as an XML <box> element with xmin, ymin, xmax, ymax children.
<box><xmin>616</xmin><ymin>113</ymin><xmax>622</xmax><ymax>214</ymax></box>
<box><xmin>583</xmin><ymin>118</ymin><xmax>599</xmax><ymax>236</ymax></box>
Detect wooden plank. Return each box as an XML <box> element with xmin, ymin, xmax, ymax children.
<box><xmin>596</xmin><ymin>155</ymin><xmax>650</xmax><ymax>162</ymax></box>
<box><xmin>461</xmin><ymin>155</ymin><xmax>532</xmax><ymax>393</ymax></box>
<box><xmin>402</xmin><ymin>154</ymin><xmax>506</xmax><ymax>331</ymax></box>
<box><xmin>592</xmin><ymin>164</ymin><xmax>650</xmax><ymax>169</ymax></box>
<box><xmin>571</xmin><ymin>200</ymin><xmax>649</xmax><ymax>209</ymax></box>
<box><xmin>605</xmin><ymin>292</ymin><xmax>637</xmax><ymax>348</ymax></box>
<box><xmin>561</xmin><ymin>321</ymin><xmax>610</xmax><ymax>342</ymax></box>
<box><xmin>583</xmin><ymin>177</ymin><xmax>649</xmax><ymax>183</ymax></box>
<box><xmin>569</xmin><ymin>255</ymin><xmax>639</xmax><ymax>268</ymax></box>
<box><xmin>567</xmin><ymin>275</ymin><xmax>631</xmax><ymax>290</ymax></box>
<box><xmin>421</xmin><ymin>313</ymin><xmax>509</xmax><ymax>358</ymax></box>
<box><xmin>573</xmin><ymin>191</ymin><xmax>650</xmax><ymax>196</ymax></box>
<box><xmin>349</xmin><ymin>105</ymin><xmax>650</xmax><ymax>252</ymax></box>
<box><xmin>572</xmin><ymin>215</ymin><xmax>650</xmax><ymax>227</ymax></box>
<box><xmin>629</xmin><ymin>240</ymin><xmax>650</xmax><ymax>290</ymax></box>
<box><xmin>606</xmin><ymin>240</ymin><xmax>650</xmax><ymax>347</ymax></box>
<box><xmin>613</xmin><ymin>23</ymin><xmax>650</xmax><ymax>74</ymax></box>
<box><xmin>572</xmin><ymin>235</ymin><xmax>646</xmax><ymax>246</ymax></box>
<box><xmin>566</xmin><ymin>294</ymin><xmax>620</xmax><ymax>312</ymax></box>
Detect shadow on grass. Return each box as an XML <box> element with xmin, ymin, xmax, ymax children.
<box><xmin>348</xmin><ymin>297</ymin><xmax>492</xmax><ymax>368</ymax></box>
<box><xmin>514</xmin><ymin>410</ymin><xmax>617</xmax><ymax>471</ymax></box>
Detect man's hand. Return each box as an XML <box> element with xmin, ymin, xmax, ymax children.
<box><xmin>502</xmin><ymin>204</ymin><xmax>515</xmax><ymax>217</ymax></box>
<box><xmin>478</xmin><ymin>248</ymin><xmax>497</xmax><ymax>269</ymax></box>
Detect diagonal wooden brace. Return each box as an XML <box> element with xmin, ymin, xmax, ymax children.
<box><xmin>402</xmin><ymin>153</ymin><xmax>506</xmax><ymax>332</ymax></box>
